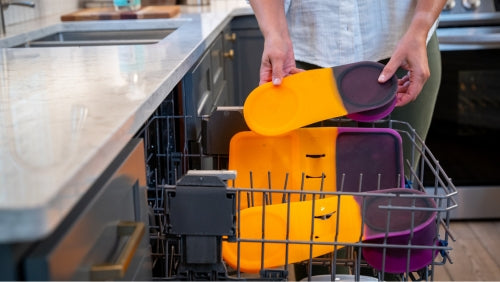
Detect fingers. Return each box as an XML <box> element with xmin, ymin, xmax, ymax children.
<box><xmin>395</xmin><ymin>69</ymin><xmax>429</xmax><ymax>107</ymax></box>
<box><xmin>271</xmin><ymin>60</ymin><xmax>285</xmax><ymax>85</ymax></box>
<box><xmin>397</xmin><ymin>76</ymin><xmax>410</xmax><ymax>93</ymax></box>
<box><xmin>258</xmin><ymin>35</ymin><xmax>299</xmax><ymax>86</ymax></box>
<box><xmin>259</xmin><ymin>62</ymin><xmax>273</xmax><ymax>85</ymax></box>
<box><xmin>398</xmin><ymin>74</ymin><xmax>410</xmax><ymax>86</ymax></box>
<box><xmin>259</xmin><ymin>66</ymin><xmax>303</xmax><ymax>85</ymax></box>
<box><xmin>396</xmin><ymin>81</ymin><xmax>427</xmax><ymax>106</ymax></box>
<box><xmin>270</xmin><ymin>67</ymin><xmax>304</xmax><ymax>85</ymax></box>
<box><xmin>395</xmin><ymin>72</ymin><xmax>418</xmax><ymax>107</ymax></box>
<box><xmin>395</xmin><ymin>75</ymin><xmax>412</xmax><ymax>106</ymax></box>
<box><xmin>378</xmin><ymin>58</ymin><xmax>399</xmax><ymax>83</ymax></box>
<box><xmin>269</xmin><ymin>60</ymin><xmax>304</xmax><ymax>85</ymax></box>
<box><xmin>259</xmin><ymin>59</ymin><xmax>303</xmax><ymax>85</ymax></box>
<box><xmin>380</xmin><ymin>44</ymin><xmax>430</xmax><ymax>107</ymax></box>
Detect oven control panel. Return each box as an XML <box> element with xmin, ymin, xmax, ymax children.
<box><xmin>442</xmin><ymin>0</ymin><xmax>497</xmax><ymax>13</ymax></box>
<box><xmin>439</xmin><ymin>0</ymin><xmax>500</xmax><ymax>27</ymax></box>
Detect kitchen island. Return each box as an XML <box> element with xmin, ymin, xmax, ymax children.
<box><xmin>0</xmin><ymin>0</ymin><xmax>252</xmax><ymax>243</ymax></box>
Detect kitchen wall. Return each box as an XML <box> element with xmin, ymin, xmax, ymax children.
<box><xmin>3</xmin><ymin>0</ymin><xmax>82</xmax><ymax>27</ymax></box>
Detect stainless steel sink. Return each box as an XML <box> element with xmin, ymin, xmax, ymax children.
<box><xmin>0</xmin><ymin>19</ymin><xmax>188</xmax><ymax>48</ymax></box>
<box><xmin>17</xmin><ymin>29</ymin><xmax>176</xmax><ymax>47</ymax></box>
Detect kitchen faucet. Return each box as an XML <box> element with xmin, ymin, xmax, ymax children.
<box><xmin>0</xmin><ymin>0</ymin><xmax>36</xmax><ymax>35</ymax></box>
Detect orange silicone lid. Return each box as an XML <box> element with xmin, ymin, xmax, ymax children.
<box><xmin>222</xmin><ymin>195</ymin><xmax>362</xmax><ymax>272</ymax></box>
<box><xmin>243</xmin><ymin>68</ymin><xmax>346</xmax><ymax>136</ymax></box>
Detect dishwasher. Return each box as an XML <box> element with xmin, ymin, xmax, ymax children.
<box><xmin>135</xmin><ymin>94</ymin><xmax>458</xmax><ymax>281</ymax></box>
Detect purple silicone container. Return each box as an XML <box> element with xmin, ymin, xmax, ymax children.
<box><xmin>336</xmin><ymin>127</ymin><xmax>404</xmax><ymax>192</ymax></box>
<box><xmin>360</xmin><ymin>188</ymin><xmax>438</xmax><ymax>273</ymax></box>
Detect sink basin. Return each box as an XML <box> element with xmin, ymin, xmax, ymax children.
<box><xmin>17</xmin><ymin>29</ymin><xmax>175</xmax><ymax>47</ymax></box>
<box><xmin>0</xmin><ymin>19</ymin><xmax>188</xmax><ymax>48</ymax></box>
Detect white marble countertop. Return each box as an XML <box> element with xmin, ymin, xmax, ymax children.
<box><xmin>0</xmin><ymin>0</ymin><xmax>253</xmax><ymax>243</ymax></box>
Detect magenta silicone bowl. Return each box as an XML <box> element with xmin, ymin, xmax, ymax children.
<box><xmin>346</xmin><ymin>96</ymin><xmax>396</xmax><ymax>122</ymax></box>
<box><xmin>360</xmin><ymin>188</ymin><xmax>438</xmax><ymax>274</ymax></box>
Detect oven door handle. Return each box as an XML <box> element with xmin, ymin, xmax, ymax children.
<box><xmin>438</xmin><ymin>34</ymin><xmax>500</xmax><ymax>45</ymax></box>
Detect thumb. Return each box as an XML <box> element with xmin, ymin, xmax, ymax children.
<box><xmin>271</xmin><ymin>62</ymin><xmax>285</xmax><ymax>85</ymax></box>
<box><xmin>378</xmin><ymin>58</ymin><xmax>399</xmax><ymax>83</ymax></box>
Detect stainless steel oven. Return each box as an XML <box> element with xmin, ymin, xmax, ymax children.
<box><xmin>427</xmin><ymin>0</ymin><xmax>500</xmax><ymax>219</ymax></box>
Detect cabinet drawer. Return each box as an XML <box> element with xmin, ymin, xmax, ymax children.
<box><xmin>24</xmin><ymin>139</ymin><xmax>151</xmax><ymax>281</ymax></box>
<box><xmin>230</xmin><ymin>16</ymin><xmax>264</xmax><ymax>106</ymax></box>
<box><xmin>190</xmin><ymin>50</ymin><xmax>212</xmax><ymax>117</ymax></box>
<box><xmin>211</xmin><ymin>33</ymin><xmax>225</xmax><ymax>96</ymax></box>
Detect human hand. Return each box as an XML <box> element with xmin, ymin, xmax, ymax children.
<box><xmin>377</xmin><ymin>33</ymin><xmax>430</xmax><ymax>107</ymax></box>
<box><xmin>259</xmin><ymin>35</ymin><xmax>303</xmax><ymax>85</ymax></box>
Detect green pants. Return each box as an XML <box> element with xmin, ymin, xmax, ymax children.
<box><xmin>389</xmin><ymin>32</ymin><xmax>442</xmax><ymax>170</ymax></box>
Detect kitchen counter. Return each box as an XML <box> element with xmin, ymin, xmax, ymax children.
<box><xmin>0</xmin><ymin>0</ymin><xmax>252</xmax><ymax>243</ymax></box>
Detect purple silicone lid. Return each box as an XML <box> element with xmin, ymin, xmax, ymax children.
<box><xmin>333</xmin><ymin>61</ymin><xmax>397</xmax><ymax>122</ymax></box>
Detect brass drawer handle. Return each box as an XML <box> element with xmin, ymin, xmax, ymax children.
<box><xmin>224</xmin><ymin>49</ymin><xmax>234</xmax><ymax>59</ymax></box>
<box><xmin>225</xmin><ymin>32</ymin><xmax>236</xmax><ymax>42</ymax></box>
<box><xmin>90</xmin><ymin>221</ymin><xmax>145</xmax><ymax>281</ymax></box>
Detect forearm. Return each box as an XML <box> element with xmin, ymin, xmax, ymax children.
<box><xmin>248</xmin><ymin>0</ymin><xmax>289</xmax><ymax>40</ymax></box>
<box><xmin>408</xmin><ymin>0</ymin><xmax>446</xmax><ymax>40</ymax></box>
<box><xmin>248</xmin><ymin>0</ymin><xmax>300</xmax><ymax>84</ymax></box>
<box><xmin>379</xmin><ymin>0</ymin><xmax>446</xmax><ymax>106</ymax></box>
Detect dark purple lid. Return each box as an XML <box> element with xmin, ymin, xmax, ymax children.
<box><xmin>333</xmin><ymin>61</ymin><xmax>397</xmax><ymax>121</ymax></box>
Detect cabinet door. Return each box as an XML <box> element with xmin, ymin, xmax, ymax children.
<box><xmin>24</xmin><ymin>139</ymin><xmax>151</xmax><ymax>281</ymax></box>
<box><xmin>211</xmin><ymin>32</ymin><xmax>225</xmax><ymax>102</ymax></box>
<box><xmin>182</xmin><ymin>50</ymin><xmax>212</xmax><ymax>142</ymax></box>
<box><xmin>222</xmin><ymin>24</ymin><xmax>235</xmax><ymax>106</ymax></box>
<box><xmin>182</xmin><ymin>31</ymin><xmax>232</xmax><ymax>143</ymax></box>
<box><xmin>181</xmin><ymin>26</ymin><xmax>237</xmax><ymax>170</ymax></box>
<box><xmin>230</xmin><ymin>16</ymin><xmax>264</xmax><ymax>106</ymax></box>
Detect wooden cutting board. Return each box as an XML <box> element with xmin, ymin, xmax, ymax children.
<box><xmin>61</xmin><ymin>5</ymin><xmax>181</xmax><ymax>21</ymax></box>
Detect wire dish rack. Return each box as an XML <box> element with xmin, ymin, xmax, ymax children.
<box><xmin>135</xmin><ymin>96</ymin><xmax>458</xmax><ymax>281</ymax></box>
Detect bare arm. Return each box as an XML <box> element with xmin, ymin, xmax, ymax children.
<box><xmin>378</xmin><ymin>0</ymin><xmax>447</xmax><ymax>106</ymax></box>
<box><xmin>249</xmin><ymin>0</ymin><xmax>302</xmax><ymax>85</ymax></box>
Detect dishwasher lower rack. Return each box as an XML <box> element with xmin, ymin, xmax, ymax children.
<box><xmin>139</xmin><ymin>104</ymin><xmax>457</xmax><ymax>281</ymax></box>
<box><xmin>160</xmin><ymin>172</ymin><xmax>455</xmax><ymax>281</ymax></box>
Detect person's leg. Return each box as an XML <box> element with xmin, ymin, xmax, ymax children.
<box><xmin>293</xmin><ymin>34</ymin><xmax>441</xmax><ymax>278</ymax></box>
<box><xmin>387</xmin><ymin>32</ymin><xmax>442</xmax><ymax>171</ymax></box>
